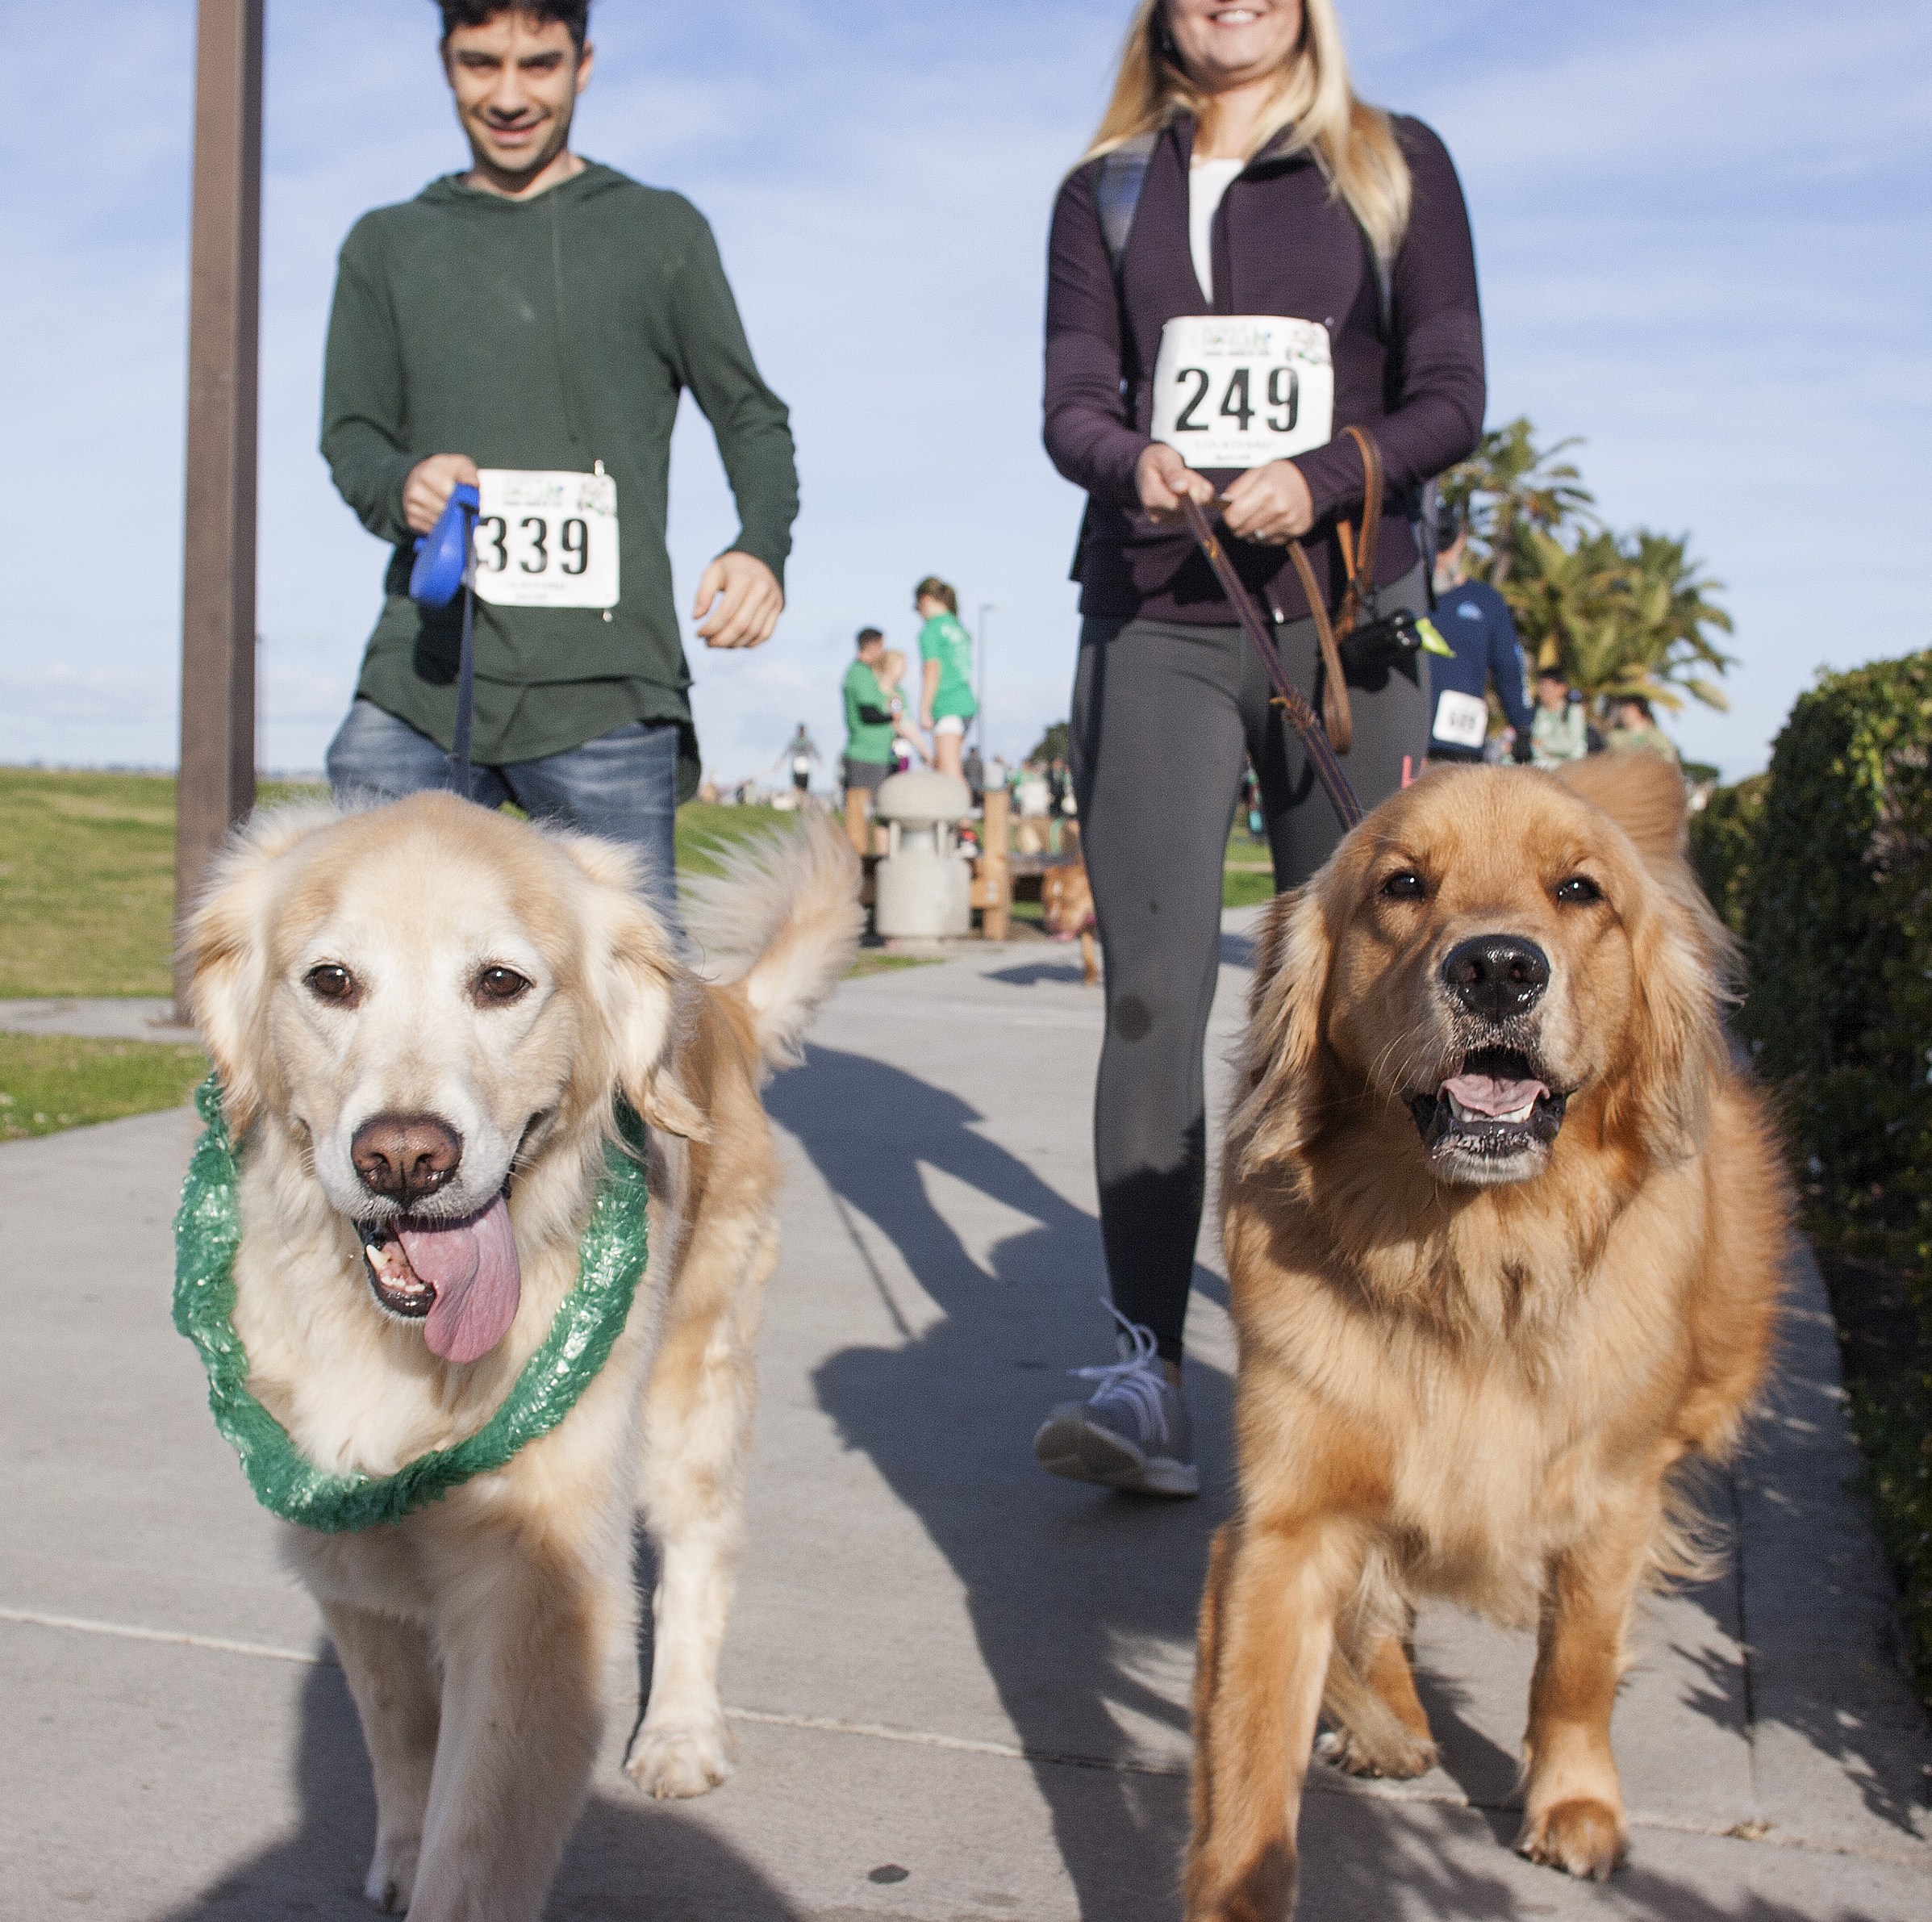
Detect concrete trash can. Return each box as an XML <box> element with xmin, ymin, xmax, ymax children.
<box><xmin>873</xmin><ymin>770</ymin><xmax>974</xmax><ymax>939</ymax></box>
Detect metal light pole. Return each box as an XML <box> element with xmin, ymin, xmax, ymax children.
<box><xmin>173</xmin><ymin>0</ymin><xmax>265</xmax><ymax>1015</ymax></box>
<box><xmin>976</xmin><ymin>602</ymin><xmax>994</xmax><ymax>762</ymax></box>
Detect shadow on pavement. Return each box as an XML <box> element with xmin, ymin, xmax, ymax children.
<box><xmin>772</xmin><ymin>1043</ymin><xmax>1900</xmax><ymax>1920</ymax></box>
<box><xmin>157</xmin><ymin>1659</ymin><xmax>804</xmax><ymax>1920</ymax></box>
<box><xmin>771</xmin><ymin>1042</ymin><xmax>1232</xmax><ymax>1918</ymax></box>
<box><xmin>983</xmin><ymin>959</ymin><xmax>1095</xmax><ymax>988</ymax></box>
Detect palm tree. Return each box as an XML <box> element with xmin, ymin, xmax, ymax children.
<box><xmin>1438</xmin><ymin>418</ymin><xmax>1595</xmax><ymax>586</ymax></box>
<box><xmin>1508</xmin><ymin>527</ymin><xmax>1734</xmax><ymax>711</ymax></box>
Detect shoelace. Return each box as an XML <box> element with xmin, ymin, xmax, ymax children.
<box><xmin>1071</xmin><ymin>1301</ymin><xmax>1169</xmax><ymax>1446</ymax></box>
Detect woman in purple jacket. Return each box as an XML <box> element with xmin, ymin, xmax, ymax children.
<box><xmin>1032</xmin><ymin>0</ymin><xmax>1484</xmax><ymax>1497</ymax></box>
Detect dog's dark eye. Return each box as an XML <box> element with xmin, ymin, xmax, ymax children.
<box><xmin>1555</xmin><ymin>875</ymin><xmax>1603</xmax><ymax>906</ymax></box>
<box><xmin>475</xmin><ymin>966</ymin><xmax>532</xmax><ymax>1005</ymax></box>
<box><xmin>1381</xmin><ymin>870</ymin><xmax>1426</xmax><ymax>900</ymax></box>
<box><xmin>305</xmin><ymin>963</ymin><xmax>358</xmax><ymax>1005</ymax></box>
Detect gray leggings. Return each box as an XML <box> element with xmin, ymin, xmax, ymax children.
<box><xmin>1070</xmin><ymin>563</ymin><xmax>1429</xmax><ymax>1363</ymax></box>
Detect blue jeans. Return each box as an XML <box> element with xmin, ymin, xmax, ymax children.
<box><xmin>325</xmin><ymin>700</ymin><xmax>680</xmax><ymax>924</ymax></box>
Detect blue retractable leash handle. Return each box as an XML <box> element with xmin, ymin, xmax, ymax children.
<box><xmin>408</xmin><ymin>482</ymin><xmax>482</xmax><ymax>800</ymax></box>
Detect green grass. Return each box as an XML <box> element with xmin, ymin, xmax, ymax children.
<box><xmin>675</xmin><ymin>800</ymin><xmax>787</xmax><ymax>875</ymax></box>
<box><xmin>0</xmin><ymin>771</ymin><xmax>787</xmax><ymax>1001</ymax></box>
<box><xmin>0</xmin><ymin>1034</ymin><xmax>209</xmax><ymax>1141</ymax></box>
<box><xmin>1225</xmin><ymin>821</ymin><xmax>1278</xmax><ymax>908</ymax></box>
<box><xmin>0</xmin><ymin>770</ymin><xmax>323</xmax><ymax>999</ymax></box>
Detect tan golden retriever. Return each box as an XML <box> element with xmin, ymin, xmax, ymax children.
<box><xmin>1187</xmin><ymin>753</ymin><xmax>1787</xmax><ymax>1920</ymax></box>
<box><xmin>182</xmin><ymin>793</ymin><xmax>861</xmax><ymax>1922</ymax></box>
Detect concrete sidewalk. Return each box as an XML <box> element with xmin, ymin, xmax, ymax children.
<box><xmin>2</xmin><ymin>924</ymin><xmax>1928</xmax><ymax>1920</ymax></box>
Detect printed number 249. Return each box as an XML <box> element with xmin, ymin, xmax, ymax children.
<box><xmin>1171</xmin><ymin>365</ymin><xmax>1300</xmax><ymax>436</ymax></box>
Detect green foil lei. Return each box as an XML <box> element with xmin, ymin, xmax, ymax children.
<box><xmin>172</xmin><ymin>1076</ymin><xmax>649</xmax><ymax>1534</ymax></box>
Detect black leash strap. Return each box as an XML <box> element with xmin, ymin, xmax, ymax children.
<box><xmin>450</xmin><ymin>498</ymin><xmax>479</xmax><ymax>802</ymax></box>
<box><xmin>1181</xmin><ymin>498</ymin><xmax>1365</xmax><ymax>832</ymax></box>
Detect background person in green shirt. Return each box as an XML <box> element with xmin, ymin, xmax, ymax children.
<box><xmin>913</xmin><ymin>576</ymin><xmax>978</xmax><ymax>780</ymax></box>
<box><xmin>1606</xmin><ymin>694</ymin><xmax>1680</xmax><ymax>763</ymax></box>
<box><xmin>841</xmin><ymin>628</ymin><xmax>897</xmax><ymax>800</ymax></box>
<box><xmin>319</xmin><ymin>0</ymin><xmax>799</xmax><ymax>921</ymax></box>
<box><xmin>1529</xmin><ymin>667</ymin><xmax>1592</xmax><ymax>768</ymax></box>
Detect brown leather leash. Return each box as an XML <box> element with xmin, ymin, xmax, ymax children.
<box><xmin>1178</xmin><ymin>423</ymin><xmax>1388</xmax><ymax>834</ymax></box>
<box><xmin>1181</xmin><ymin>493</ymin><xmax>1365</xmax><ymax>833</ymax></box>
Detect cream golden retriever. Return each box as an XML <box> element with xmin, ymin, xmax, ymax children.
<box><xmin>1187</xmin><ymin>753</ymin><xmax>1788</xmax><ymax>1920</ymax></box>
<box><xmin>182</xmin><ymin>792</ymin><xmax>861</xmax><ymax>1922</ymax></box>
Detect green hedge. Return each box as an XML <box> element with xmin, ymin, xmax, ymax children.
<box><xmin>1690</xmin><ymin>650</ymin><xmax>1932</xmax><ymax>1701</ymax></box>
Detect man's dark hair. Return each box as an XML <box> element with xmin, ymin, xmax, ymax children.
<box><xmin>856</xmin><ymin>627</ymin><xmax>884</xmax><ymax>649</ymax></box>
<box><xmin>437</xmin><ymin>2</ymin><xmax>590</xmax><ymax>52</ymax></box>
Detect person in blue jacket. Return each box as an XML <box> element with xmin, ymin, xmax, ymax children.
<box><xmin>1427</xmin><ymin>513</ymin><xmax>1534</xmax><ymax>764</ymax></box>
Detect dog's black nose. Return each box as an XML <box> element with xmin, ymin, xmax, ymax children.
<box><xmin>1442</xmin><ymin>935</ymin><xmax>1550</xmax><ymax>1024</ymax></box>
<box><xmin>351</xmin><ymin>1114</ymin><xmax>462</xmax><ymax>1205</ymax></box>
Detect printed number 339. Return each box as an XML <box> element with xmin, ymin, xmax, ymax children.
<box><xmin>477</xmin><ymin>515</ymin><xmax>592</xmax><ymax>577</ymax></box>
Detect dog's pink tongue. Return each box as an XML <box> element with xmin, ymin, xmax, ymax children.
<box><xmin>401</xmin><ymin>1195</ymin><xmax>522</xmax><ymax>1365</ymax></box>
<box><xmin>1442</xmin><ymin>1072</ymin><xmax>1548</xmax><ymax>1116</ymax></box>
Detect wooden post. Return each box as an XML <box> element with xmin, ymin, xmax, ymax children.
<box><xmin>979</xmin><ymin>785</ymin><xmax>1012</xmax><ymax>942</ymax></box>
<box><xmin>173</xmin><ymin>0</ymin><xmax>265</xmax><ymax>1015</ymax></box>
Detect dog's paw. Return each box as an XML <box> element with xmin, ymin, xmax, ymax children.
<box><xmin>363</xmin><ymin>1832</ymin><xmax>420</xmax><ymax>1912</ymax></box>
<box><xmin>1315</xmin><ymin>1724</ymin><xmax>1438</xmax><ymax>1780</ymax></box>
<box><xmin>626</xmin><ymin>1717</ymin><xmax>736</xmax><ymax>1799</ymax></box>
<box><xmin>1517</xmin><ymin>1798</ymin><xmax>1628</xmax><ymax>1880</ymax></box>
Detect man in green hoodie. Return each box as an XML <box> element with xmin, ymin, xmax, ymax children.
<box><xmin>320</xmin><ymin>1</ymin><xmax>799</xmax><ymax>917</ymax></box>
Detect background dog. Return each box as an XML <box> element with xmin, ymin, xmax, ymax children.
<box><xmin>1041</xmin><ymin>855</ymin><xmax>1099</xmax><ymax>984</ymax></box>
<box><xmin>182</xmin><ymin>795</ymin><xmax>861</xmax><ymax>1922</ymax></box>
<box><xmin>1187</xmin><ymin>754</ymin><xmax>1788</xmax><ymax>1920</ymax></box>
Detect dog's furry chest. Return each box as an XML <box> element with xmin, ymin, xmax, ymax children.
<box><xmin>1233</xmin><ymin>1197</ymin><xmax>1697</xmax><ymax>1626</ymax></box>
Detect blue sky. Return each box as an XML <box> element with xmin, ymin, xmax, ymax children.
<box><xmin>2</xmin><ymin>0</ymin><xmax>1926</xmax><ymax>781</ymax></box>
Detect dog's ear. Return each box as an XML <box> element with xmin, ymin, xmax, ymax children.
<box><xmin>1603</xmin><ymin>864</ymin><xmax>1730</xmax><ymax>1164</ymax></box>
<box><xmin>1232</xmin><ymin>882</ymin><xmax>1336</xmax><ymax>1176</ymax></box>
<box><xmin>557</xmin><ymin>833</ymin><xmax>712</xmax><ymax>1144</ymax></box>
<box><xmin>1554</xmin><ymin>750</ymin><xmax>1688</xmax><ymax>866</ymax></box>
<box><xmin>179</xmin><ymin>805</ymin><xmax>338</xmax><ymax>1137</ymax></box>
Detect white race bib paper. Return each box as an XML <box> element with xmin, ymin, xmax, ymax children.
<box><xmin>1150</xmin><ymin>315</ymin><xmax>1335</xmax><ymax>470</ymax></box>
<box><xmin>1433</xmin><ymin>689</ymin><xmax>1490</xmax><ymax>749</ymax></box>
<box><xmin>473</xmin><ymin>469</ymin><xmax>620</xmax><ymax>610</ymax></box>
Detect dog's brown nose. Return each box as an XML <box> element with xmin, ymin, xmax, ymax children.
<box><xmin>1442</xmin><ymin>935</ymin><xmax>1550</xmax><ymax>1024</ymax></box>
<box><xmin>351</xmin><ymin>1114</ymin><xmax>462</xmax><ymax>1205</ymax></box>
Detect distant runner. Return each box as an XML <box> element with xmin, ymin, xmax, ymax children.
<box><xmin>914</xmin><ymin>576</ymin><xmax>978</xmax><ymax>779</ymax></box>
<box><xmin>841</xmin><ymin>628</ymin><xmax>897</xmax><ymax>800</ymax></box>
<box><xmin>1427</xmin><ymin>512</ymin><xmax>1533</xmax><ymax>764</ymax></box>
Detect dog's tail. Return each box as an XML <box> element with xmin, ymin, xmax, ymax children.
<box><xmin>682</xmin><ymin>813</ymin><xmax>866</xmax><ymax>1072</ymax></box>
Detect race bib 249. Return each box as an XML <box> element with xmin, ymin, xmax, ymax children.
<box><xmin>1150</xmin><ymin>315</ymin><xmax>1335</xmax><ymax>471</ymax></box>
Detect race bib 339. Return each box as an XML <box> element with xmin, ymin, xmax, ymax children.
<box><xmin>474</xmin><ymin>469</ymin><xmax>620</xmax><ymax>610</ymax></box>
<box><xmin>1150</xmin><ymin>316</ymin><xmax>1335</xmax><ymax>470</ymax></box>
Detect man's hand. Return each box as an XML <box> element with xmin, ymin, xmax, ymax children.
<box><xmin>402</xmin><ymin>453</ymin><xmax>480</xmax><ymax>536</ymax></box>
<box><xmin>1220</xmin><ymin>460</ymin><xmax>1315</xmax><ymax>545</ymax></box>
<box><xmin>1134</xmin><ymin>442</ymin><xmax>1218</xmax><ymax>524</ymax></box>
<box><xmin>693</xmin><ymin>551</ymin><xmax>782</xmax><ymax>650</ymax></box>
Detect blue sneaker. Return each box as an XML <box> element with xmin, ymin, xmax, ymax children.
<box><xmin>1033</xmin><ymin>1309</ymin><xmax>1198</xmax><ymax>1498</ymax></box>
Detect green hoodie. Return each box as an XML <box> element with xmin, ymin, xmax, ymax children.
<box><xmin>322</xmin><ymin>162</ymin><xmax>798</xmax><ymax>783</ymax></box>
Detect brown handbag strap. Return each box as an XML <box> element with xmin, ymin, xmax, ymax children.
<box><xmin>1278</xmin><ymin>424</ymin><xmax>1383</xmax><ymax>754</ymax></box>
<box><xmin>1287</xmin><ymin>541</ymin><xmax>1353</xmax><ymax>755</ymax></box>
<box><xmin>1337</xmin><ymin>423</ymin><xmax>1383</xmax><ymax>636</ymax></box>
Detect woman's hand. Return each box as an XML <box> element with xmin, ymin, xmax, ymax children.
<box><xmin>1135</xmin><ymin>442</ymin><xmax>1219</xmax><ymax>524</ymax></box>
<box><xmin>1220</xmin><ymin>460</ymin><xmax>1315</xmax><ymax>545</ymax></box>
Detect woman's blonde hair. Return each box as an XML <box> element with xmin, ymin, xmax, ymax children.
<box><xmin>1086</xmin><ymin>0</ymin><xmax>1411</xmax><ymax>264</ymax></box>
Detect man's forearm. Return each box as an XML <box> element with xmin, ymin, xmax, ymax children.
<box><xmin>323</xmin><ymin>420</ymin><xmax>416</xmax><ymax>548</ymax></box>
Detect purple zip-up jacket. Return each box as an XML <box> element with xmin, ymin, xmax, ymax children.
<box><xmin>1043</xmin><ymin>113</ymin><xmax>1484</xmax><ymax>624</ymax></box>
